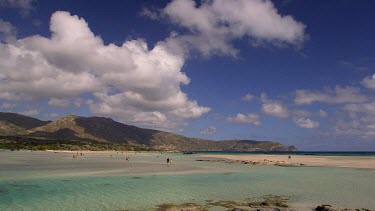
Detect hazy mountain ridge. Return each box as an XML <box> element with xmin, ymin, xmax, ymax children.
<box><xmin>0</xmin><ymin>113</ymin><xmax>51</xmax><ymax>129</ymax></box>
<box><xmin>0</xmin><ymin>112</ymin><xmax>296</xmax><ymax>152</ymax></box>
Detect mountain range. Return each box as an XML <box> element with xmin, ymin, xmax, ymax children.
<box><xmin>0</xmin><ymin>112</ymin><xmax>296</xmax><ymax>151</ymax></box>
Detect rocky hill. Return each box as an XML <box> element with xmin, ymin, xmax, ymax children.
<box><xmin>0</xmin><ymin>112</ymin><xmax>50</xmax><ymax>129</ymax></box>
<box><xmin>0</xmin><ymin>112</ymin><xmax>297</xmax><ymax>152</ymax></box>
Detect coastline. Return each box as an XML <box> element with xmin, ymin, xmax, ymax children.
<box><xmin>3</xmin><ymin>149</ymin><xmax>375</xmax><ymax>170</ymax></box>
<box><xmin>1</xmin><ymin>151</ymin><xmax>375</xmax><ymax>210</ymax></box>
<box><xmin>199</xmin><ymin>154</ymin><xmax>375</xmax><ymax>170</ymax></box>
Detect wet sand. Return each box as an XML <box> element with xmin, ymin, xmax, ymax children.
<box><xmin>200</xmin><ymin>154</ymin><xmax>375</xmax><ymax>169</ymax></box>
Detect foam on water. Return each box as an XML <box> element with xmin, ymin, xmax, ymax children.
<box><xmin>0</xmin><ymin>151</ymin><xmax>374</xmax><ymax>210</ymax></box>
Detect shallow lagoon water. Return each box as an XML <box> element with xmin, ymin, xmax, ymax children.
<box><xmin>0</xmin><ymin>151</ymin><xmax>374</xmax><ymax>210</ymax></box>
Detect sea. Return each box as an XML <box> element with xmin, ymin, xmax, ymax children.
<box><xmin>0</xmin><ymin>151</ymin><xmax>374</xmax><ymax>210</ymax></box>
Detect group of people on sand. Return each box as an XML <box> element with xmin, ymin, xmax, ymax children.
<box><xmin>158</xmin><ymin>154</ymin><xmax>173</xmax><ymax>165</ymax></box>
<box><xmin>166</xmin><ymin>157</ymin><xmax>172</xmax><ymax>164</ymax></box>
<box><xmin>73</xmin><ymin>151</ymin><xmax>174</xmax><ymax>165</ymax></box>
<box><xmin>72</xmin><ymin>152</ymin><xmax>85</xmax><ymax>158</ymax></box>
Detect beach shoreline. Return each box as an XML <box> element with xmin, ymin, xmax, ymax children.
<box><xmin>199</xmin><ymin>154</ymin><xmax>375</xmax><ymax>170</ymax></box>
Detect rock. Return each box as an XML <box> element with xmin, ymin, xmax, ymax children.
<box><xmin>260</xmin><ymin>201</ymin><xmax>269</xmax><ymax>206</ymax></box>
<box><xmin>315</xmin><ymin>204</ymin><xmax>335</xmax><ymax>211</ymax></box>
<box><xmin>275</xmin><ymin>202</ymin><xmax>288</xmax><ymax>208</ymax></box>
<box><xmin>154</xmin><ymin>203</ymin><xmax>205</xmax><ymax>211</ymax></box>
<box><xmin>232</xmin><ymin>208</ymin><xmax>245</xmax><ymax>211</ymax></box>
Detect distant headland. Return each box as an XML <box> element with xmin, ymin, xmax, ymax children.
<box><xmin>0</xmin><ymin>112</ymin><xmax>296</xmax><ymax>152</ymax></box>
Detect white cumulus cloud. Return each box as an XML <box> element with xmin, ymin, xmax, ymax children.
<box><xmin>227</xmin><ymin>113</ymin><xmax>261</xmax><ymax>126</ymax></box>
<box><xmin>362</xmin><ymin>73</ymin><xmax>375</xmax><ymax>90</ymax></box>
<box><xmin>294</xmin><ymin>86</ymin><xmax>368</xmax><ymax>105</ymax></box>
<box><xmin>159</xmin><ymin>0</ymin><xmax>306</xmax><ymax>56</ymax></box>
<box><xmin>294</xmin><ymin>117</ymin><xmax>319</xmax><ymax>128</ymax></box>
<box><xmin>0</xmin><ymin>11</ymin><xmax>210</xmax><ymax>129</ymax></box>
<box><xmin>262</xmin><ymin>102</ymin><xmax>289</xmax><ymax>118</ymax></box>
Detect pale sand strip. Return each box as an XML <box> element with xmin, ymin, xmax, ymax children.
<box><xmin>199</xmin><ymin>154</ymin><xmax>375</xmax><ymax>170</ymax></box>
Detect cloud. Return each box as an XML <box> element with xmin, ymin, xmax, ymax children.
<box><xmin>0</xmin><ymin>0</ymin><xmax>35</xmax><ymax>16</ymax></box>
<box><xmin>343</xmin><ymin>102</ymin><xmax>375</xmax><ymax>115</ymax></box>
<box><xmin>292</xmin><ymin>109</ymin><xmax>311</xmax><ymax>118</ymax></box>
<box><xmin>335</xmin><ymin>116</ymin><xmax>375</xmax><ymax>139</ymax></box>
<box><xmin>261</xmin><ymin>102</ymin><xmax>289</xmax><ymax>118</ymax></box>
<box><xmin>0</xmin><ymin>11</ymin><xmax>210</xmax><ymax>129</ymax></box>
<box><xmin>260</xmin><ymin>93</ymin><xmax>289</xmax><ymax>118</ymax></box>
<box><xmin>48</xmin><ymin>98</ymin><xmax>71</xmax><ymax>108</ymax></box>
<box><xmin>0</xmin><ymin>19</ymin><xmax>16</xmax><ymax>43</ymax></box>
<box><xmin>227</xmin><ymin>113</ymin><xmax>261</xmax><ymax>126</ymax></box>
<box><xmin>333</xmin><ymin>100</ymin><xmax>375</xmax><ymax>139</ymax></box>
<box><xmin>362</xmin><ymin>73</ymin><xmax>375</xmax><ymax>89</ymax></box>
<box><xmin>139</xmin><ymin>7</ymin><xmax>160</xmax><ymax>20</ymax></box>
<box><xmin>294</xmin><ymin>86</ymin><xmax>368</xmax><ymax>105</ymax></box>
<box><xmin>338</xmin><ymin>60</ymin><xmax>370</xmax><ymax>72</ymax></box>
<box><xmin>317</xmin><ymin>109</ymin><xmax>328</xmax><ymax>117</ymax></box>
<box><xmin>20</xmin><ymin>109</ymin><xmax>39</xmax><ymax>116</ymax></box>
<box><xmin>158</xmin><ymin>0</ymin><xmax>306</xmax><ymax>56</ymax></box>
<box><xmin>200</xmin><ymin>126</ymin><xmax>217</xmax><ymax>134</ymax></box>
<box><xmin>0</xmin><ymin>102</ymin><xmax>16</xmax><ymax>109</ymax></box>
<box><xmin>294</xmin><ymin>117</ymin><xmax>319</xmax><ymax>128</ymax></box>
<box><xmin>44</xmin><ymin>112</ymin><xmax>60</xmax><ymax>118</ymax></box>
<box><xmin>241</xmin><ymin>93</ymin><xmax>254</xmax><ymax>102</ymax></box>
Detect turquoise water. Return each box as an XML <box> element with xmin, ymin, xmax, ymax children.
<box><xmin>1</xmin><ymin>151</ymin><xmax>375</xmax><ymax>210</ymax></box>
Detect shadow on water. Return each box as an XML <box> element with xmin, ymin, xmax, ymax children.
<box><xmin>150</xmin><ymin>194</ymin><xmax>291</xmax><ymax>211</ymax></box>
<box><xmin>8</xmin><ymin>184</ymin><xmax>40</xmax><ymax>188</ymax></box>
<box><xmin>97</xmin><ymin>183</ymin><xmax>112</xmax><ymax>186</ymax></box>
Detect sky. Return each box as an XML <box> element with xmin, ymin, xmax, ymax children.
<box><xmin>0</xmin><ymin>0</ymin><xmax>374</xmax><ymax>151</ymax></box>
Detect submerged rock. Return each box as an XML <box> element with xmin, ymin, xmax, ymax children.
<box><xmin>315</xmin><ymin>205</ymin><xmax>335</xmax><ymax>211</ymax></box>
<box><xmin>207</xmin><ymin>200</ymin><xmax>248</xmax><ymax>208</ymax></box>
<box><xmin>314</xmin><ymin>205</ymin><xmax>374</xmax><ymax>211</ymax></box>
<box><xmin>196</xmin><ymin>159</ymin><xmax>305</xmax><ymax>167</ymax></box>
<box><xmin>247</xmin><ymin>195</ymin><xmax>289</xmax><ymax>210</ymax></box>
<box><xmin>154</xmin><ymin>203</ymin><xmax>206</xmax><ymax>211</ymax></box>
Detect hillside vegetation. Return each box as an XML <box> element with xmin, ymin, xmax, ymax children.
<box><xmin>0</xmin><ymin>112</ymin><xmax>297</xmax><ymax>152</ymax></box>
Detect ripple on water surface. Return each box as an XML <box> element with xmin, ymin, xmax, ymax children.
<box><xmin>0</xmin><ymin>151</ymin><xmax>374</xmax><ymax>210</ymax></box>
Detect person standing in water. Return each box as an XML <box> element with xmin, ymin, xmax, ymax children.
<box><xmin>166</xmin><ymin>158</ymin><xmax>170</xmax><ymax>164</ymax></box>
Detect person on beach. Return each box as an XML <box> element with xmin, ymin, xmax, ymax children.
<box><xmin>288</xmin><ymin>155</ymin><xmax>291</xmax><ymax>159</ymax></box>
<box><xmin>167</xmin><ymin>158</ymin><xmax>170</xmax><ymax>164</ymax></box>
<box><xmin>126</xmin><ymin>157</ymin><xmax>129</xmax><ymax>161</ymax></box>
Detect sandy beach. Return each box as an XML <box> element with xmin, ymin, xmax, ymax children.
<box><xmin>200</xmin><ymin>154</ymin><xmax>375</xmax><ymax>170</ymax></box>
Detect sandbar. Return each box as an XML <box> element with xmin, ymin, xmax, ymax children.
<box><xmin>199</xmin><ymin>154</ymin><xmax>375</xmax><ymax>169</ymax></box>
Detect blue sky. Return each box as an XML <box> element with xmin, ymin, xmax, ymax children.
<box><xmin>0</xmin><ymin>0</ymin><xmax>374</xmax><ymax>150</ymax></box>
